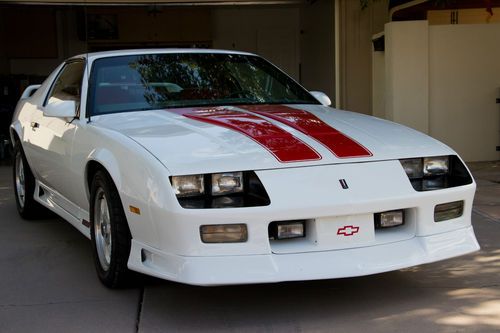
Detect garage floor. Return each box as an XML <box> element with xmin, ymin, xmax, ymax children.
<box><xmin>1</xmin><ymin>162</ymin><xmax>499</xmax><ymax>332</ymax></box>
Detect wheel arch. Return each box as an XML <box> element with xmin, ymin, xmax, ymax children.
<box><xmin>10</xmin><ymin>123</ymin><xmax>22</xmax><ymax>147</ymax></box>
<box><xmin>10</xmin><ymin>124</ymin><xmax>36</xmax><ymax>175</ymax></box>
<box><xmin>84</xmin><ymin>150</ymin><xmax>122</xmax><ymax>203</ymax></box>
<box><xmin>85</xmin><ymin>160</ymin><xmax>105</xmax><ymax>200</ymax></box>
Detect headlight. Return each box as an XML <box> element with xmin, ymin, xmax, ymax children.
<box><xmin>212</xmin><ymin>172</ymin><xmax>243</xmax><ymax>196</ymax></box>
<box><xmin>170</xmin><ymin>171</ymin><xmax>270</xmax><ymax>209</ymax></box>
<box><xmin>423</xmin><ymin>156</ymin><xmax>449</xmax><ymax>176</ymax></box>
<box><xmin>171</xmin><ymin>174</ymin><xmax>204</xmax><ymax>197</ymax></box>
<box><xmin>400</xmin><ymin>155</ymin><xmax>472</xmax><ymax>191</ymax></box>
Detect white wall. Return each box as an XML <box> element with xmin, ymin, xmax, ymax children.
<box><xmin>429</xmin><ymin>24</ymin><xmax>500</xmax><ymax>161</ymax></box>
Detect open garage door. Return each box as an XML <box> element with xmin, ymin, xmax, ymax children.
<box><xmin>0</xmin><ymin>0</ymin><xmax>335</xmax><ymax>143</ymax></box>
<box><xmin>0</xmin><ymin>0</ymin><xmax>301</xmax><ymax>4</ymax></box>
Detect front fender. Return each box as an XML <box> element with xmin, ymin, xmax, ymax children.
<box><xmin>81</xmin><ymin>125</ymin><xmax>175</xmax><ymax>250</ymax></box>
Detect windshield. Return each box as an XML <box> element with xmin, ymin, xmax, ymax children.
<box><xmin>88</xmin><ymin>53</ymin><xmax>319</xmax><ymax>115</ymax></box>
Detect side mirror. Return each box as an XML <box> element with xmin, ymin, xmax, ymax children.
<box><xmin>20</xmin><ymin>84</ymin><xmax>42</xmax><ymax>100</ymax></box>
<box><xmin>310</xmin><ymin>91</ymin><xmax>332</xmax><ymax>107</ymax></box>
<box><xmin>43</xmin><ymin>99</ymin><xmax>77</xmax><ymax>118</ymax></box>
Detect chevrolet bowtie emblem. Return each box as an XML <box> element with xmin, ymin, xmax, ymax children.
<box><xmin>337</xmin><ymin>225</ymin><xmax>360</xmax><ymax>236</ymax></box>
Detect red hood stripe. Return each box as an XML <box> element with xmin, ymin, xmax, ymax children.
<box><xmin>169</xmin><ymin>107</ymin><xmax>321</xmax><ymax>163</ymax></box>
<box><xmin>239</xmin><ymin>105</ymin><xmax>372</xmax><ymax>158</ymax></box>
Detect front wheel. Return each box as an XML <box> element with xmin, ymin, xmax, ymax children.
<box><xmin>90</xmin><ymin>170</ymin><xmax>134</xmax><ymax>288</ymax></box>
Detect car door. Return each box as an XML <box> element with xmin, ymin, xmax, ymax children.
<box><xmin>28</xmin><ymin>59</ymin><xmax>85</xmax><ymax>202</ymax></box>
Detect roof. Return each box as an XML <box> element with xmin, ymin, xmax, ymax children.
<box><xmin>72</xmin><ymin>48</ymin><xmax>256</xmax><ymax>62</ymax></box>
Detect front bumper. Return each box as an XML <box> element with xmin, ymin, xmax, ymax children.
<box><xmin>126</xmin><ymin>159</ymin><xmax>479</xmax><ymax>285</ymax></box>
<box><xmin>128</xmin><ymin>226</ymin><xmax>479</xmax><ymax>286</ymax></box>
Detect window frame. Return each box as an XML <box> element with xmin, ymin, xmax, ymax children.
<box><xmin>43</xmin><ymin>58</ymin><xmax>86</xmax><ymax>118</ymax></box>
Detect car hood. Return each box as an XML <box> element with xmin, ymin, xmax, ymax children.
<box><xmin>92</xmin><ymin>104</ymin><xmax>454</xmax><ymax>175</ymax></box>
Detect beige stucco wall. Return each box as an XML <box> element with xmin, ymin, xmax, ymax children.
<box><xmin>377</xmin><ymin>20</ymin><xmax>500</xmax><ymax>161</ymax></box>
<box><xmin>428</xmin><ymin>23</ymin><xmax>500</xmax><ymax>161</ymax></box>
<box><xmin>384</xmin><ymin>21</ymin><xmax>429</xmax><ymax>134</ymax></box>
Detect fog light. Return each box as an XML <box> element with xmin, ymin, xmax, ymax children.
<box><xmin>375</xmin><ymin>210</ymin><xmax>404</xmax><ymax>228</ymax></box>
<box><xmin>269</xmin><ymin>221</ymin><xmax>305</xmax><ymax>240</ymax></box>
<box><xmin>200</xmin><ymin>224</ymin><xmax>247</xmax><ymax>243</ymax></box>
<box><xmin>434</xmin><ymin>201</ymin><xmax>464</xmax><ymax>222</ymax></box>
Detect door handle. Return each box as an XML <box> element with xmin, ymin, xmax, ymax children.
<box><xmin>30</xmin><ymin>122</ymin><xmax>39</xmax><ymax>129</ymax></box>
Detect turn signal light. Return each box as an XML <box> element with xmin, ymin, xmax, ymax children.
<box><xmin>200</xmin><ymin>224</ymin><xmax>248</xmax><ymax>243</ymax></box>
<box><xmin>434</xmin><ymin>201</ymin><xmax>464</xmax><ymax>222</ymax></box>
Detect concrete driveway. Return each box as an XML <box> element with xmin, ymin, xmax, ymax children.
<box><xmin>1</xmin><ymin>162</ymin><xmax>499</xmax><ymax>333</ymax></box>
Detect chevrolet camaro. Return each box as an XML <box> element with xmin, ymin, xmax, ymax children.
<box><xmin>10</xmin><ymin>49</ymin><xmax>479</xmax><ymax>287</ymax></box>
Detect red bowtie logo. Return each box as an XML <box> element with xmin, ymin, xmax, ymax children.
<box><xmin>337</xmin><ymin>225</ymin><xmax>360</xmax><ymax>236</ymax></box>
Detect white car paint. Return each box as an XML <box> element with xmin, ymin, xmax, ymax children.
<box><xmin>93</xmin><ymin>106</ymin><xmax>454</xmax><ymax>176</ymax></box>
<box><xmin>11</xmin><ymin>49</ymin><xmax>479</xmax><ymax>286</ymax></box>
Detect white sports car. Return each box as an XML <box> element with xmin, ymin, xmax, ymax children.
<box><xmin>11</xmin><ymin>49</ymin><xmax>479</xmax><ymax>287</ymax></box>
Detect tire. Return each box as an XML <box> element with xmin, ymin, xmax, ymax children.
<box><xmin>12</xmin><ymin>142</ymin><xmax>50</xmax><ymax>219</ymax></box>
<box><xmin>90</xmin><ymin>170</ymin><xmax>134</xmax><ymax>288</ymax></box>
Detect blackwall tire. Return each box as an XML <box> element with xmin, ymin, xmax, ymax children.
<box><xmin>90</xmin><ymin>170</ymin><xmax>134</xmax><ymax>288</ymax></box>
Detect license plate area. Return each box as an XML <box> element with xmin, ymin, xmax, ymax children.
<box><xmin>270</xmin><ymin>214</ymin><xmax>376</xmax><ymax>254</ymax></box>
<box><xmin>315</xmin><ymin>214</ymin><xmax>375</xmax><ymax>249</ymax></box>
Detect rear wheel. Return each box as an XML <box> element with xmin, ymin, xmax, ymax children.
<box><xmin>90</xmin><ymin>170</ymin><xmax>134</xmax><ymax>288</ymax></box>
<box><xmin>12</xmin><ymin>143</ymin><xmax>50</xmax><ymax>219</ymax></box>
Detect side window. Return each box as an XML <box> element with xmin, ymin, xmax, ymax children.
<box><xmin>46</xmin><ymin>61</ymin><xmax>85</xmax><ymax>108</ymax></box>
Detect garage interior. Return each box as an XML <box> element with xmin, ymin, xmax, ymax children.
<box><xmin>0</xmin><ymin>0</ymin><xmax>335</xmax><ymax>124</ymax></box>
<box><xmin>2</xmin><ymin>1</ymin><xmax>497</xmax><ymax>162</ymax></box>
